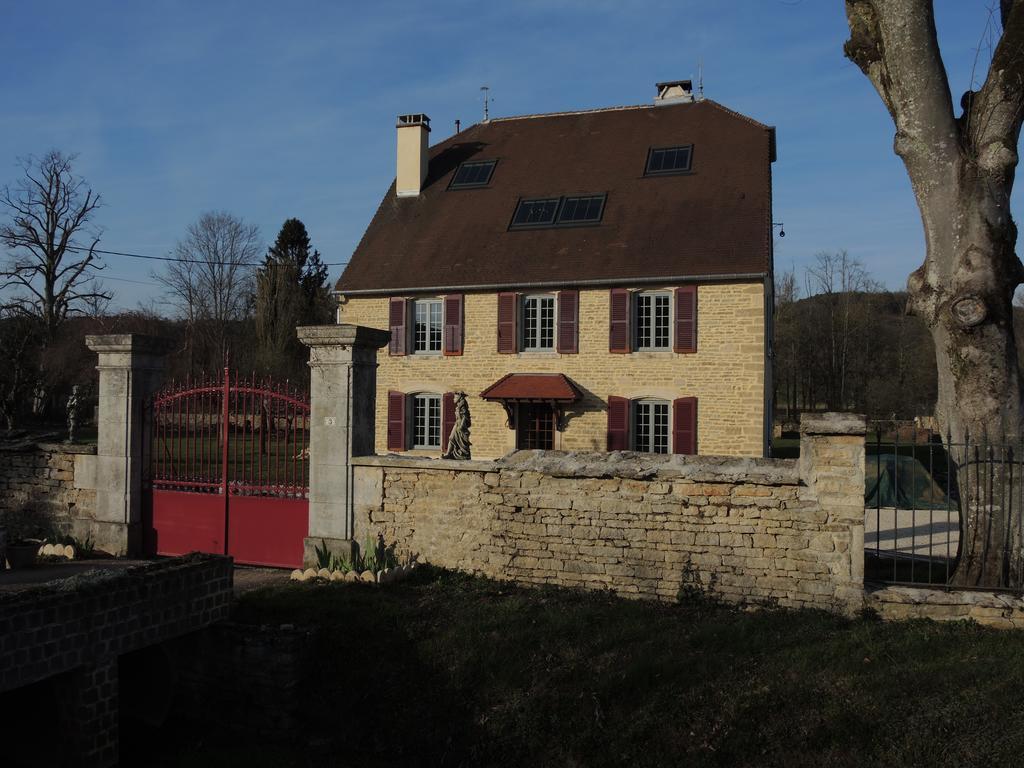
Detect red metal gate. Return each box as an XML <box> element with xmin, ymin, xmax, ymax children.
<box><xmin>146</xmin><ymin>368</ymin><xmax>310</xmax><ymax>568</ymax></box>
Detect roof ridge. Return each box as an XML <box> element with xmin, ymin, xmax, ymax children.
<box><xmin>488</xmin><ymin>103</ymin><xmax>650</xmax><ymax>122</ymax></box>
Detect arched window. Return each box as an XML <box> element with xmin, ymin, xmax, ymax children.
<box><xmin>410</xmin><ymin>392</ymin><xmax>442</xmax><ymax>449</ymax></box>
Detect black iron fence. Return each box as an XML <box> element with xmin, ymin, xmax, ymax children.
<box><xmin>865</xmin><ymin>421</ymin><xmax>1024</xmax><ymax>589</ymax></box>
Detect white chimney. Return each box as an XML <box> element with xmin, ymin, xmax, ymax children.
<box><xmin>654</xmin><ymin>80</ymin><xmax>694</xmax><ymax>106</ymax></box>
<box><xmin>396</xmin><ymin>113</ymin><xmax>431</xmax><ymax>197</ymax></box>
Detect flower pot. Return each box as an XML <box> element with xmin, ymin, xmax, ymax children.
<box><xmin>6</xmin><ymin>544</ymin><xmax>39</xmax><ymax>569</ymax></box>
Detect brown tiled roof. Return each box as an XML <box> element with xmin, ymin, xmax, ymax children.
<box><xmin>337</xmin><ymin>100</ymin><xmax>774</xmax><ymax>294</ymax></box>
<box><xmin>480</xmin><ymin>373</ymin><xmax>580</xmax><ymax>402</ymax></box>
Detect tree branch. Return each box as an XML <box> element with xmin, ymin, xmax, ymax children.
<box><xmin>844</xmin><ymin>0</ymin><xmax>959</xmax><ymax>169</ymax></box>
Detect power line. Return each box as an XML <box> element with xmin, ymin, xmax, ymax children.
<box><xmin>62</xmin><ymin>244</ymin><xmax>349</xmax><ymax>269</ymax></box>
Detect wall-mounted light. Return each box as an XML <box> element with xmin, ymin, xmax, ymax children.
<box><xmin>772</xmin><ymin>222</ymin><xmax>785</xmax><ymax>238</ymax></box>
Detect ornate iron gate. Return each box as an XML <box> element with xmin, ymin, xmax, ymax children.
<box><xmin>147</xmin><ymin>368</ymin><xmax>310</xmax><ymax>568</ymax></box>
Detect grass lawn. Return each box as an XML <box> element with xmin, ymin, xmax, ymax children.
<box><xmin>133</xmin><ymin>567</ymin><xmax>1024</xmax><ymax>768</ymax></box>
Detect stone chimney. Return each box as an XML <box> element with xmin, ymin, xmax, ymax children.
<box><xmin>654</xmin><ymin>80</ymin><xmax>694</xmax><ymax>106</ymax></box>
<box><xmin>396</xmin><ymin>113</ymin><xmax>431</xmax><ymax>197</ymax></box>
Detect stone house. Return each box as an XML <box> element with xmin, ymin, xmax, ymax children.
<box><xmin>335</xmin><ymin>80</ymin><xmax>777</xmax><ymax>459</ymax></box>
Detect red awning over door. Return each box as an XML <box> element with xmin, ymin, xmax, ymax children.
<box><xmin>479</xmin><ymin>373</ymin><xmax>581</xmax><ymax>403</ymax></box>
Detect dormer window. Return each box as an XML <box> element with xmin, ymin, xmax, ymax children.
<box><xmin>509</xmin><ymin>194</ymin><xmax>606</xmax><ymax>229</ymax></box>
<box><xmin>449</xmin><ymin>159</ymin><xmax>497</xmax><ymax>189</ymax></box>
<box><xmin>645</xmin><ymin>145</ymin><xmax>693</xmax><ymax>175</ymax></box>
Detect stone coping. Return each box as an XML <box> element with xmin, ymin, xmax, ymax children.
<box><xmin>84</xmin><ymin>333</ymin><xmax>174</xmax><ymax>355</ymax></box>
<box><xmin>352</xmin><ymin>449</ymin><xmax>800</xmax><ymax>485</ymax></box>
<box><xmin>0</xmin><ymin>553</ymin><xmax>231</xmax><ymax>607</ymax></box>
<box><xmin>801</xmin><ymin>412</ymin><xmax>867</xmax><ymax>436</ymax></box>
<box><xmin>0</xmin><ymin>439</ymin><xmax>97</xmax><ymax>455</ymax></box>
<box><xmin>866</xmin><ymin>583</ymin><xmax>1024</xmax><ymax>609</ymax></box>
<box><xmin>297</xmin><ymin>324</ymin><xmax>391</xmax><ymax>349</ymax></box>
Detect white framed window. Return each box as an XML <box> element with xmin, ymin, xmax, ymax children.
<box><xmin>634</xmin><ymin>291</ymin><xmax>671</xmax><ymax>350</ymax></box>
<box><xmin>633</xmin><ymin>399</ymin><xmax>670</xmax><ymax>454</ymax></box>
<box><xmin>413</xmin><ymin>299</ymin><xmax>443</xmax><ymax>353</ymax></box>
<box><xmin>411</xmin><ymin>393</ymin><xmax>441</xmax><ymax>449</ymax></box>
<box><xmin>521</xmin><ymin>294</ymin><xmax>555</xmax><ymax>350</ymax></box>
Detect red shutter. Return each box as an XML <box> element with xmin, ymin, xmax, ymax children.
<box><xmin>388</xmin><ymin>298</ymin><xmax>406</xmax><ymax>356</ymax></box>
<box><xmin>387</xmin><ymin>391</ymin><xmax>406</xmax><ymax>451</ymax></box>
<box><xmin>444</xmin><ymin>294</ymin><xmax>464</xmax><ymax>356</ymax></box>
<box><xmin>497</xmin><ymin>292</ymin><xmax>517</xmax><ymax>353</ymax></box>
<box><xmin>556</xmin><ymin>290</ymin><xmax>579</xmax><ymax>354</ymax></box>
<box><xmin>609</xmin><ymin>288</ymin><xmax>630</xmax><ymax>353</ymax></box>
<box><xmin>607</xmin><ymin>396</ymin><xmax>629</xmax><ymax>451</ymax></box>
<box><xmin>441</xmin><ymin>392</ymin><xmax>456</xmax><ymax>453</ymax></box>
<box><xmin>673</xmin><ymin>397</ymin><xmax>697</xmax><ymax>455</ymax></box>
<box><xmin>675</xmin><ymin>285</ymin><xmax>697</xmax><ymax>353</ymax></box>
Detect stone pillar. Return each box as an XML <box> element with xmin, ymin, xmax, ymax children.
<box><xmin>800</xmin><ymin>412</ymin><xmax>867</xmax><ymax>612</ymax></box>
<box><xmin>298</xmin><ymin>324</ymin><xmax>390</xmax><ymax>566</ymax></box>
<box><xmin>85</xmin><ymin>335</ymin><xmax>170</xmax><ymax>556</ymax></box>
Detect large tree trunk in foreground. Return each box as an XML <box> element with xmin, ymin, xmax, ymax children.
<box><xmin>845</xmin><ymin>0</ymin><xmax>1024</xmax><ymax>587</ymax></box>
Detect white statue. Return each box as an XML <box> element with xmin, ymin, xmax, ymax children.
<box><xmin>65</xmin><ymin>385</ymin><xmax>80</xmax><ymax>444</ymax></box>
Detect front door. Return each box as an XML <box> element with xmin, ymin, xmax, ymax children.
<box><xmin>517</xmin><ymin>403</ymin><xmax>554</xmax><ymax>449</ymax></box>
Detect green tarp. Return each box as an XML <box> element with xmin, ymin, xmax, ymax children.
<box><xmin>865</xmin><ymin>454</ymin><xmax>951</xmax><ymax>510</ymax></box>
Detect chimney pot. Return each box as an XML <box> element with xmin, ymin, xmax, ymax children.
<box><xmin>654</xmin><ymin>80</ymin><xmax>694</xmax><ymax>106</ymax></box>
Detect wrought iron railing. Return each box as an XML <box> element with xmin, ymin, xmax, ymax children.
<box><xmin>866</xmin><ymin>420</ymin><xmax>1024</xmax><ymax>590</ymax></box>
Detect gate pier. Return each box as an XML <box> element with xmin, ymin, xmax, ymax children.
<box><xmin>298</xmin><ymin>324</ymin><xmax>390</xmax><ymax>566</ymax></box>
<box><xmin>85</xmin><ymin>334</ymin><xmax>171</xmax><ymax>557</ymax></box>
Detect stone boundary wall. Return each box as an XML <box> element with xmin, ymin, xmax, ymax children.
<box><xmin>351</xmin><ymin>414</ymin><xmax>867</xmax><ymax>615</ymax></box>
<box><xmin>866</xmin><ymin>585</ymin><xmax>1024</xmax><ymax>629</ymax></box>
<box><xmin>0</xmin><ymin>440</ymin><xmax>97</xmax><ymax>532</ymax></box>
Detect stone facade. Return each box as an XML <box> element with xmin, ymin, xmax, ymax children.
<box><xmin>337</xmin><ymin>281</ymin><xmax>768</xmax><ymax>459</ymax></box>
<box><xmin>351</xmin><ymin>413</ymin><xmax>866</xmax><ymax>614</ymax></box>
<box><xmin>0</xmin><ymin>441</ymin><xmax>97</xmax><ymax>531</ymax></box>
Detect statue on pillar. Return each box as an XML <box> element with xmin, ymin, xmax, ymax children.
<box><xmin>443</xmin><ymin>391</ymin><xmax>472</xmax><ymax>460</ymax></box>
<box><xmin>65</xmin><ymin>385</ymin><xmax>80</xmax><ymax>444</ymax></box>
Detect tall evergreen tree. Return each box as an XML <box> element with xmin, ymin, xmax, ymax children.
<box><xmin>254</xmin><ymin>219</ymin><xmax>333</xmax><ymax>380</ymax></box>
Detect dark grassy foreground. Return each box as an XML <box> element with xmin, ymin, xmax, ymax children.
<box><xmin>137</xmin><ymin>568</ymin><xmax>1024</xmax><ymax>768</ymax></box>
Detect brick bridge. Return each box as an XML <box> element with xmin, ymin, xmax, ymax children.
<box><xmin>0</xmin><ymin>554</ymin><xmax>232</xmax><ymax>766</ymax></box>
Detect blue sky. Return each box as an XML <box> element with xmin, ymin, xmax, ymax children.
<box><xmin>0</xmin><ymin>1</ymin><xmax>1011</xmax><ymax>311</ymax></box>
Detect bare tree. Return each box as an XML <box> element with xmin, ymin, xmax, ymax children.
<box><xmin>804</xmin><ymin>251</ymin><xmax>880</xmax><ymax>410</ymax></box>
<box><xmin>844</xmin><ymin>1</ymin><xmax>1024</xmax><ymax>586</ymax></box>
<box><xmin>156</xmin><ymin>211</ymin><xmax>260</xmax><ymax>370</ymax></box>
<box><xmin>0</xmin><ymin>151</ymin><xmax>111</xmax><ymax>344</ymax></box>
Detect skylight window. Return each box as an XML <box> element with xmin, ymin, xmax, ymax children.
<box><xmin>557</xmin><ymin>195</ymin><xmax>605</xmax><ymax>224</ymax></box>
<box><xmin>645</xmin><ymin>145</ymin><xmax>693</xmax><ymax>175</ymax></box>
<box><xmin>510</xmin><ymin>198</ymin><xmax>561</xmax><ymax>228</ymax></box>
<box><xmin>449</xmin><ymin>160</ymin><xmax>497</xmax><ymax>189</ymax></box>
<box><xmin>510</xmin><ymin>195</ymin><xmax>606</xmax><ymax>229</ymax></box>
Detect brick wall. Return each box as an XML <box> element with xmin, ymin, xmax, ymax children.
<box><xmin>351</xmin><ymin>414</ymin><xmax>866</xmax><ymax>614</ymax></box>
<box><xmin>0</xmin><ymin>441</ymin><xmax>97</xmax><ymax>526</ymax></box>
<box><xmin>337</xmin><ymin>281</ymin><xmax>767</xmax><ymax>459</ymax></box>
<box><xmin>0</xmin><ymin>555</ymin><xmax>232</xmax><ymax>767</ymax></box>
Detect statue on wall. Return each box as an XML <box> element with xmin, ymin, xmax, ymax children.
<box><xmin>65</xmin><ymin>385</ymin><xmax>80</xmax><ymax>444</ymax></box>
<box><xmin>443</xmin><ymin>391</ymin><xmax>472</xmax><ymax>460</ymax></box>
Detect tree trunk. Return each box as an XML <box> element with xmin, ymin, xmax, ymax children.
<box><xmin>910</xmin><ymin>170</ymin><xmax>1024</xmax><ymax>587</ymax></box>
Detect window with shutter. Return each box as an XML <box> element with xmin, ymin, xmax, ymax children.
<box><xmin>607</xmin><ymin>395</ymin><xmax>629</xmax><ymax>450</ymax></box>
<box><xmin>388</xmin><ymin>298</ymin><xmax>406</xmax><ymax>356</ymax></box>
<box><xmin>672</xmin><ymin>397</ymin><xmax>697</xmax><ymax>455</ymax></box>
<box><xmin>609</xmin><ymin>289</ymin><xmax>630</xmax><ymax>353</ymax></box>
<box><xmin>557</xmin><ymin>290</ymin><xmax>579</xmax><ymax>353</ymax></box>
<box><xmin>674</xmin><ymin>285</ymin><xmax>697</xmax><ymax>353</ymax></box>
<box><xmin>497</xmin><ymin>292</ymin><xmax>517</xmax><ymax>353</ymax></box>
<box><xmin>387</xmin><ymin>391</ymin><xmax>406</xmax><ymax>451</ymax></box>
<box><xmin>444</xmin><ymin>294</ymin><xmax>464</xmax><ymax>356</ymax></box>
